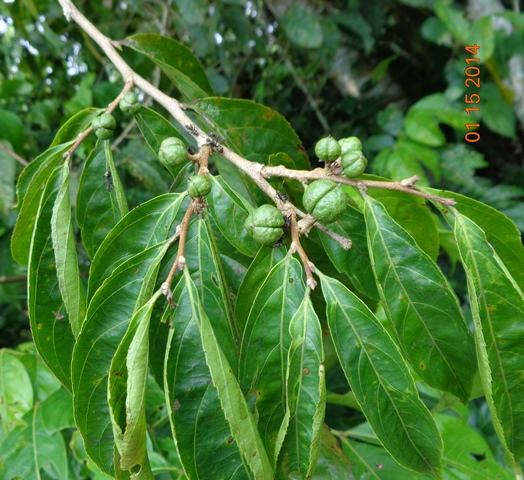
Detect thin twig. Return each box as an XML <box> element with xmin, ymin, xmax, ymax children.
<box><xmin>161</xmin><ymin>200</ymin><xmax>196</xmax><ymax>307</ymax></box>
<box><xmin>289</xmin><ymin>213</ymin><xmax>317</xmax><ymax>289</ymax></box>
<box><xmin>62</xmin><ymin>81</ymin><xmax>135</xmax><ymax>158</ymax></box>
<box><xmin>0</xmin><ymin>275</ymin><xmax>28</xmax><ymax>284</ymax></box>
<box><xmin>0</xmin><ymin>143</ymin><xmax>28</xmax><ymax>166</ymax></box>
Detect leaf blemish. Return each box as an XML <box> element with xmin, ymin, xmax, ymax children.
<box><xmin>302</xmin><ymin>367</ymin><xmax>310</xmax><ymax>375</ymax></box>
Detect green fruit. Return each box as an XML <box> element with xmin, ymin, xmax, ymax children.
<box><xmin>158</xmin><ymin>137</ymin><xmax>188</xmax><ymax>168</ymax></box>
<box><xmin>315</xmin><ymin>136</ymin><xmax>341</xmax><ymax>162</ymax></box>
<box><xmin>245</xmin><ymin>204</ymin><xmax>285</xmax><ymax>246</ymax></box>
<box><xmin>119</xmin><ymin>91</ymin><xmax>141</xmax><ymax>115</ymax></box>
<box><xmin>187</xmin><ymin>175</ymin><xmax>212</xmax><ymax>198</ymax></box>
<box><xmin>92</xmin><ymin>113</ymin><xmax>116</xmax><ymax>140</ymax></box>
<box><xmin>303</xmin><ymin>179</ymin><xmax>347</xmax><ymax>224</ymax></box>
<box><xmin>341</xmin><ymin>151</ymin><xmax>368</xmax><ymax>178</ymax></box>
<box><xmin>338</xmin><ymin>136</ymin><xmax>362</xmax><ymax>155</ymax></box>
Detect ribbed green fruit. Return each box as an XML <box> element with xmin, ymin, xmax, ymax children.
<box><xmin>92</xmin><ymin>113</ymin><xmax>116</xmax><ymax>140</ymax></box>
<box><xmin>341</xmin><ymin>151</ymin><xmax>367</xmax><ymax>178</ymax></box>
<box><xmin>158</xmin><ymin>137</ymin><xmax>188</xmax><ymax>168</ymax></box>
<box><xmin>119</xmin><ymin>91</ymin><xmax>141</xmax><ymax>115</ymax></box>
<box><xmin>244</xmin><ymin>204</ymin><xmax>285</xmax><ymax>246</ymax></box>
<box><xmin>315</xmin><ymin>136</ymin><xmax>341</xmax><ymax>162</ymax></box>
<box><xmin>187</xmin><ymin>175</ymin><xmax>212</xmax><ymax>198</ymax></box>
<box><xmin>303</xmin><ymin>179</ymin><xmax>347</xmax><ymax>224</ymax></box>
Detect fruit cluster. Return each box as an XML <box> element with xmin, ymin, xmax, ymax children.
<box><xmin>244</xmin><ymin>135</ymin><xmax>368</xmax><ymax>247</ymax></box>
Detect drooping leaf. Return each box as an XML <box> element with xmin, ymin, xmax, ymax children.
<box><xmin>11</xmin><ymin>142</ymin><xmax>73</xmax><ymax>265</ymax></box>
<box><xmin>185</xmin><ymin>217</ymin><xmax>239</xmax><ymax>368</ymax></box>
<box><xmin>423</xmin><ymin>188</ymin><xmax>524</xmax><ymax>292</ymax></box>
<box><xmin>88</xmin><ymin>193</ymin><xmax>187</xmax><ymax>298</ymax></box>
<box><xmin>28</xmin><ymin>165</ymin><xmax>75</xmax><ymax>389</ymax></box>
<box><xmin>452</xmin><ymin>211</ymin><xmax>524</xmax><ymax>462</ymax></box>
<box><xmin>77</xmin><ymin>140</ymin><xmax>128</xmax><ymax>260</ymax></box>
<box><xmin>235</xmin><ymin>246</ymin><xmax>286</xmax><ymax>332</ymax></box>
<box><xmin>162</xmin><ymin>279</ymin><xmax>248</xmax><ymax>480</ymax></box>
<box><xmin>108</xmin><ymin>291</ymin><xmax>162</xmax><ymax>477</ymax></box>
<box><xmin>72</xmin><ymin>243</ymin><xmax>170</xmax><ymax>475</ymax></box>
<box><xmin>51</xmin><ymin>161</ymin><xmax>86</xmax><ymax>336</ymax></box>
<box><xmin>318</xmin><ymin>204</ymin><xmax>379</xmax><ymax>300</ymax></box>
<box><xmin>125</xmin><ymin>33</ymin><xmax>214</xmax><ymax>100</ymax></box>
<box><xmin>318</xmin><ymin>271</ymin><xmax>443</xmax><ymax>477</ymax></box>
<box><xmin>184</xmin><ymin>267</ymin><xmax>273</xmax><ymax>478</ymax></box>
<box><xmin>366</xmin><ymin>188</ymin><xmax>440</xmax><ymax>262</ymax></box>
<box><xmin>207</xmin><ymin>175</ymin><xmax>260</xmax><ymax>257</ymax></box>
<box><xmin>364</xmin><ymin>195</ymin><xmax>476</xmax><ymax>401</ymax></box>
<box><xmin>239</xmin><ymin>255</ymin><xmax>306</xmax><ymax>466</ymax></box>
<box><xmin>277</xmin><ymin>294</ymin><xmax>325</xmax><ymax>479</ymax></box>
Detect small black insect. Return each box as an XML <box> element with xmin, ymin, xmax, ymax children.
<box><xmin>204</xmin><ymin>136</ymin><xmax>224</xmax><ymax>153</ymax></box>
<box><xmin>273</xmin><ymin>233</ymin><xmax>286</xmax><ymax>248</ymax></box>
<box><xmin>104</xmin><ymin>171</ymin><xmax>113</xmax><ymax>191</ymax></box>
<box><xmin>187</xmin><ymin>145</ymin><xmax>196</xmax><ymax>155</ymax></box>
<box><xmin>185</xmin><ymin>124</ymin><xmax>199</xmax><ymax>135</ymax></box>
<box><xmin>276</xmin><ymin>190</ymin><xmax>287</xmax><ymax>202</ymax></box>
<box><xmin>209</xmin><ymin>132</ymin><xmax>225</xmax><ymax>144</ymax></box>
<box><xmin>283</xmin><ymin>215</ymin><xmax>291</xmax><ymax>229</ymax></box>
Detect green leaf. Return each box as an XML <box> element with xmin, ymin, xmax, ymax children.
<box><xmin>0</xmin><ymin>351</ymin><xmax>33</xmax><ymax>435</ymax></box>
<box><xmin>184</xmin><ymin>267</ymin><xmax>274</xmax><ymax>478</ymax></box>
<box><xmin>0</xmin><ymin>109</ymin><xmax>25</xmax><ymax>152</ymax></box>
<box><xmin>28</xmin><ymin>165</ymin><xmax>75</xmax><ymax>389</ymax></box>
<box><xmin>108</xmin><ymin>291</ymin><xmax>162</xmax><ymax>477</ymax></box>
<box><xmin>72</xmin><ymin>243</ymin><xmax>169</xmax><ymax>475</ymax></box>
<box><xmin>435</xmin><ymin>414</ymin><xmax>514</xmax><ymax>479</ymax></box>
<box><xmin>207</xmin><ymin>176</ymin><xmax>259</xmax><ymax>257</ymax></box>
<box><xmin>277</xmin><ymin>294</ymin><xmax>325</xmax><ymax>479</ymax></box>
<box><xmin>126</xmin><ymin>33</ymin><xmax>214</xmax><ymax>100</ymax></box>
<box><xmin>193</xmin><ymin>98</ymin><xmax>309</xmax><ymax>171</ymax></box>
<box><xmin>364</xmin><ymin>195</ymin><xmax>476</xmax><ymax>401</ymax></box>
<box><xmin>88</xmin><ymin>193</ymin><xmax>186</xmax><ymax>298</ymax></box>
<box><xmin>313</xmin><ymin>425</ymin><xmax>354</xmax><ymax>479</ymax></box>
<box><xmin>77</xmin><ymin>140</ymin><xmax>129</xmax><ymax>260</ymax></box>
<box><xmin>281</xmin><ymin>6</ymin><xmax>323</xmax><ymax>49</ymax></box>
<box><xmin>342</xmin><ymin>437</ymin><xmax>430</xmax><ymax>480</ymax></box>
<box><xmin>185</xmin><ymin>217</ymin><xmax>239</xmax><ymax>368</ymax></box>
<box><xmin>51</xmin><ymin>161</ymin><xmax>86</xmax><ymax>336</ymax></box>
<box><xmin>239</xmin><ymin>255</ymin><xmax>306</xmax><ymax>466</ymax></box>
<box><xmin>434</xmin><ymin>0</ymin><xmax>470</xmax><ymax>44</ymax></box>
<box><xmin>423</xmin><ymin>188</ymin><xmax>524</xmax><ymax>292</ymax></box>
<box><xmin>367</xmin><ymin>189</ymin><xmax>440</xmax><ymax>262</ymax></box>
<box><xmin>482</xmin><ymin>83</ymin><xmax>516</xmax><ymax>138</ymax></box>
<box><xmin>50</xmin><ymin>108</ymin><xmax>101</xmax><ymax>147</ymax></box>
<box><xmin>403</xmin><ymin>109</ymin><xmax>445</xmax><ymax>147</ymax></box>
<box><xmin>162</xmin><ymin>279</ymin><xmax>248</xmax><ymax>479</ymax></box>
<box><xmin>11</xmin><ymin>142</ymin><xmax>73</xmax><ymax>265</ymax></box>
<box><xmin>319</xmin><ymin>204</ymin><xmax>378</xmax><ymax>300</ymax></box>
<box><xmin>0</xmin><ymin>400</ymin><xmax>68</xmax><ymax>479</ymax></box>
<box><xmin>235</xmin><ymin>246</ymin><xmax>286</xmax><ymax>332</ymax></box>
<box><xmin>318</xmin><ymin>271</ymin><xmax>443</xmax><ymax>477</ymax></box>
<box><xmin>0</xmin><ymin>142</ymin><xmax>16</xmax><ymax>218</ymax></box>
<box><xmin>452</xmin><ymin>212</ymin><xmax>524</xmax><ymax>461</ymax></box>
<box><xmin>468</xmin><ymin>17</ymin><xmax>494</xmax><ymax>63</ymax></box>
